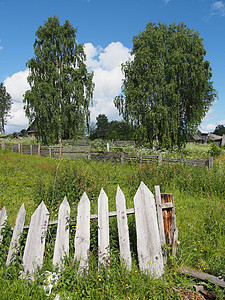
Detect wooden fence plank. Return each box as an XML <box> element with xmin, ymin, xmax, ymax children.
<box><xmin>134</xmin><ymin>182</ymin><xmax>164</xmax><ymax>278</ymax></box>
<box><xmin>98</xmin><ymin>188</ymin><xmax>110</xmax><ymax>267</ymax></box>
<box><xmin>6</xmin><ymin>204</ymin><xmax>26</xmax><ymax>266</ymax></box>
<box><xmin>116</xmin><ymin>186</ymin><xmax>132</xmax><ymax>271</ymax></box>
<box><xmin>155</xmin><ymin>186</ymin><xmax>166</xmax><ymax>248</ymax></box>
<box><xmin>23</xmin><ymin>201</ymin><xmax>49</xmax><ymax>274</ymax></box>
<box><xmin>179</xmin><ymin>267</ymin><xmax>225</xmax><ymax>288</ymax></box>
<box><xmin>161</xmin><ymin>194</ymin><xmax>178</xmax><ymax>257</ymax></box>
<box><xmin>0</xmin><ymin>206</ymin><xmax>7</xmax><ymax>245</ymax></box>
<box><xmin>53</xmin><ymin>197</ymin><xmax>70</xmax><ymax>269</ymax></box>
<box><xmin>74</xmin><ymin>192</ymin><xmax>90</xmax><ymax>271</ymax></box>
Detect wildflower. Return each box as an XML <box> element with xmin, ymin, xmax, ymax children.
<box><xmin>194</xmin><ymin>248</ymin><xmax>197</xmax><ymax>251</ymax></box>
<box><xmin>98</xmin><ymin>278</ymin><xmax>101</xmax><ymax>281</ymax></box>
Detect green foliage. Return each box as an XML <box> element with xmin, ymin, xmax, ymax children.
<box><xmin>24</xmin><ymin>16</ymin><xmax>94</xmax><ymax>145</ymax></box>
<box><xmin>90</xmin><ymin>113</ymin><xmax>134</xmax><ymax>141</ymax></box>
<box><xmin>114</xmin><ymin>22</ymin><xmax>216</xmax><ymax>149</ymax></box>
<box><xmin>213</xmin><ymin>124</ymin><xmax>225</xmax><ymax>136</ymax></box>
<box><xmin>0</xmin><ymin>83</ymin><xmax>12</xmax><ymax>134</ymax></box>
<box><xmin>0</xmin><ymin>150</ymin><xmax>225</xmax><ymax>297</ymax></box>
<box><xmin>208</xmin><ymin>142</ymin><xmax>222</xmax><ymax>157</ymax></box>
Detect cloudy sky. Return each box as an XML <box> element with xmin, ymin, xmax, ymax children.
<box><xmin>0</xmin><ymin>0</ymin><xmax>225</xmax><ymax>133</ymax></box>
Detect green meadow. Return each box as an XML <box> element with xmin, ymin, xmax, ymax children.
<box><xmin>0</xmin><ymin>146</ymin><xmax>224</xmax><ymax>299</ymax></box>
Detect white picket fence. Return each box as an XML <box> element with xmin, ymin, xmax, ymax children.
<box><xmin>0</xmin><ymin>182</ymin><xmax>178</xmax><ymax>278</ymax></box>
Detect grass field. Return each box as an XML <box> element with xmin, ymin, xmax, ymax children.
<box><xmin>0</xmin><ymin>148</ymin><xmax>224</xmax><ymax>299</ymax></box>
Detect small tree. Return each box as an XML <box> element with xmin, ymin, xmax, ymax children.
<box><xmin>0</xmin><ymin>83</ymin><xmax>12</xmax><ymax>133</ymax></box>
<box><xmin>24</xmin><ymin>16</ymin><xmax>94</xmax><ymax>145</ymax></box>
<box><xmin>115</xmin><ymin>22</ymin><xmax>216</xmax><ymax>149</ymax></box>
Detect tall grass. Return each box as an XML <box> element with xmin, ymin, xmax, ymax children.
<box><xmin>0</xmin><ymin>150</ymin><xmax>224</xmax><ymax>298</ymax></box>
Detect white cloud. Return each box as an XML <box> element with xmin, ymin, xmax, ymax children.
<box><xmin>3</xmin><ymin>42</ymin><xmax>132</xmax><ymax>133</ymax></box>
<box><xmin>4</xmin><ymin>70</ymin><xmax>30</xmax><ymax>133</ymax></box>
<box><xmin>84</xmin><ymin>42</ymin><xmax>132</xmax><ymax>123</ymax></box>
<box><xmin>4</xmin><ymin>69</ymin><xmax>30</xmax><ymax>101</ymax></box>
<box><xmin>211</xmin><ymin>1</ymin><xmax>225</xmax><ymax>16</ymax></box>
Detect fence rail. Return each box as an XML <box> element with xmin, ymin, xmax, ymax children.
<box><xmin>1</xmin><ymin>139</ymin><xmax>213</xmax><ymax>168</ymax></box>
<box><xmin>0</xmin><ymin>183</ymin><xmax>178</xmax><ymax>278</ymax></box>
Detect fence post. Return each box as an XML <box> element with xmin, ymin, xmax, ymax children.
<box><xmin>1</xmin><ymin>139</ymin><xmax>5</xmax><ymax>150</ymax></box>
<box><xmin>21</xmin><ymin>143</ymin><xmax>23</xmax><ymax>154</ymax></box>
<box><xmin>158</xmin><ymin>153</ymin><xmax>162</xmax><ymax>166</ymax></box>
<box><xmin>59</xmin><ymin>142</ymin><xmax>62</xmax><ymax>159</ymax></box>
<box><xmin>87</xmin><ymin>148</ymin><xmax>91</xmax><ymax>160</ymax></box>
<box><xmin>38</xmin><ymin>143</ymin><xmax>41</xmax><ymax>157</ymax></box>
<box><xmin>139</xmin><ymin>152</ymin><xmax>142</xmax><ymax>164</ymax></box>
<box><xmin>208</xmin><ymin>156</ymin><xmax>213</xmax><ymax>169</ymax></box>
<box><xmin>30</xmin><ymin>144</ymin><xmax>32</xmax><ymax>156</ymax></box>
<box><xmin>121</xmin><ymin>152</ymin><xmax>124</xmax><ymax>164</ymax></box>
<box><xmin>49</xmin><ymin>147</ymin><xmax>52</xmax><ymax>158</ymax></box>
<box><xmin>104</xmin><ymin>151</ymin><xmax>106</xmax><ymax>162</ymax></box>
<box><xmin>18</xmin><ymin>140</ymin><xmax>21</xmax><ymax>153</ymax></box>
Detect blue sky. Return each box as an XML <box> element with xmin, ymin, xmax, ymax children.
<box><xmin>0</xmin><ymin>0</ymin><xmax>225</xmax><ymax>133</ymax></box>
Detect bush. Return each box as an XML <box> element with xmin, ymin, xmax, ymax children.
<box><xmin>208</xmin><ymin>142</ymin><xmax>222</xmax><ymax>157</ymax></box>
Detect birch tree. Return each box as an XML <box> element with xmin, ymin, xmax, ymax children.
<box><xmin>24</xmin><ymin>16</ymin><xmax>94</xmax><ymax>145</ymax></box>
<box><xmin>114</xmin><ymin>22</ymin><xmax>216</xmax><ymax>149</ymax></box>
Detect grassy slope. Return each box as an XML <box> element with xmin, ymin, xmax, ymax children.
<box><xmin>0</xmin><ymin>149</ymin><xmax>224</xmax><ymax>299</ymax></box>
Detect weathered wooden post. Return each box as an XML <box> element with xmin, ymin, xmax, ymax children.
<box><xmin>139</xmin><ymin>152</ymin><xmax>142</xmax><ymax>164</ymax></box>
<box><xmin>134</xmin><ymin>182</ymin><xmax>164</xmax><ymax>278</ymax></box>
<box><xmin>87</xmin><ymin>148</ymin><xmax>91</xmax><ymax>160</ymax></box>
<box><xmin>6</xmin><ymin>204</ymin><xmax>26</xmax><ymax>266</ymax></box>
<box><xmin>74</xmin><ymin>192</ymin><xmax>90</xmax><ymax>271</ymax></box>
<box><xmin>18</xmin><ymin>140</ymin><xmax>21</xmax><ymax>153</ymax></box>
<box><xmin>121</xmin><ymin>152</ymin><xmax>124</xmax><ymax>164</ymax></box>
<box><xmin>23</xmin><ymin>201</ymin><xmax>49</xmax><ymax>274</ymax></box>
<box><xmin>103</xmin><ymin>151</ymin><xmax>106</xmax><ymax>162</ymax></box>
<box><xmin>0</xmin><ymin>206</ymin><xmax>7</xmax><ymax>245</ymax></box>
<box><xmin>38</xmin><ymin>143</ymin><xmax>41</xmax><ymax>157</ymax></box>
<box><xmin>59</xmin><ymin>142</ymin><xmax>62</xmax><ymax>159</ymax></box>
<box><xmin>53</xmin><ymin>197</ymin><xmax>70</xmax><ymax>269</ymax></box>
<box><xmin>208</xmin><ymin>156</ymin><xmax>213</xmax><ymax>169</ymax></box>
<box><xmin>161</xmin><ymin>193</ymin><xmax>178</xmax><ymax>257</ymax></box>
<box><xmin>155</xmin><ymin>185</ymin><xmax>167</xmax><ymax>263</ymax></box>
<box><xmin>30</xmin><ymin>144</ymin><xmax>33</xmax><ymax>156</ymax></box>
<box><xmin>98</xmin><ymin>189</ymin><xmax>110</xmax><ymax>267</ymax></box>
<box><xmin>158</xmin><ymin>153</ymin><xmax>162</xmax><ymax>166</ymax></box>
<box><xmin>49</xmin><ymin>146</ymin><xmax>52</xmax><ymax>158</ymax></box>
<box><xmin>1</xmin><ymin>139</ymin><xmax>5</xmax><ymax>150</ymax></box>
<box><xmin>21</xmin><ymin>143</ymin><xmax>23</xmax><ymax>154</ymax></box>
<box><xmin>116</xmin><ymin>186</ymin><xmax>132</xmax><ymax>271</ymax></box>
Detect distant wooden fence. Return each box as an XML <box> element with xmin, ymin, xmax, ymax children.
<box><xmin>0</xmin><ymin>183</ymin><xmax>178</xmax><ymax>278</ymax></box>
<box><xmin>1</xmin><ymin>139</ymin><xmax>213</xmax><ymax>168</ymax></box>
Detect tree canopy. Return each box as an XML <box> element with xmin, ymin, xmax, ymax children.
<box><xmin>24</xmin><ymin>16</ymin><xmax>94</xmax><ymax>145</ymax></box>
<box><xmin>0</xmin><ymin>83</ymin><xmax>12</xmax><ymax>133</ymax></box>
<box><xmin>90</xmin><ymin>114</ymin><xmax>134</xmax><ymax>141</ymax></box>
<box><xmin>213</xmin><ymin>125</ymin><xmax>225</xmax><ymax>136</ymax></box>
<box><xmin>114</xmin><ymin>22</ymin><xmax>216</xmax><ymax>149</ymax></box>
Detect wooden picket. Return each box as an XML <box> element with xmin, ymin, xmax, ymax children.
<box><xmin>0</xmin><ymin>183</ymin><xmax>178</xmax><ymax>278</ymax></box>
<box><xmin>74</xmin><ymin>192</ymin><xmax>90</xmax><ymax>271</ymax></box>
<box><xmin>0</xmin><ymin>206</ymin><xmax>7</xmax><ymax>245</ymax></box>
<box><xmin>6</xmin><ymin>204</ymin><xmax>26</xmax><ymax>266</ymax></box>
<box><xmin>134</xmin><ymin>182</ymin><xmax>164</xmax><ymax>278</ymax></box>
<box><xmin>53</xmin><ymin>197</ymin><xmax>70</xmax><ymax>269</ymax></box>
<box><xmin>116</xmin><ymin>186</ymin><xmax>132</xmax><ymax>271</ymax></box>
<box><xmin>22</xmin><ymin>201</ymin><xmax>49</xmax><ymax>274</ymax></box>
<box><xmin>98</xmin><ymin>189</ymin><xmax>110</xmax><ymax>267</ymax></box>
